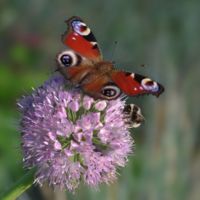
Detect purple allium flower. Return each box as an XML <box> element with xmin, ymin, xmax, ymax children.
<box><xmin>17</xmin><ymin>74</ymin><xmax>134</xmax><ymax>193</ymax></box>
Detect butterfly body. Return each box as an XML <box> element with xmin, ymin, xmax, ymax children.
<box><xmin>56</xmin><ymin>16</ymin><xmax>164</xmax><ymax>100</ymax></box>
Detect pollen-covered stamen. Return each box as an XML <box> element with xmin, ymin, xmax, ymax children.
<box><xmin>141</xmin><ymin>78</ymin><xmax>159</xmax><ymax>92</ymax></box>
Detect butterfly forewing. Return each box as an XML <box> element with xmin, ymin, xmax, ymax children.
<box><xmin>110</xmin><ymin>70</ymin><xmax>164</xmax><ymax>98</ymax></box>
<box><xmin>62</xmin><ymin>16</ymin><xmax>104</xmax><ymax>62</ymax></box>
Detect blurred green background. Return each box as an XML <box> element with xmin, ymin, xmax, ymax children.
<box><xmin>0</xmin><ymin>0</ymin><xmax>200</xmax><ymax>199</ymax></box>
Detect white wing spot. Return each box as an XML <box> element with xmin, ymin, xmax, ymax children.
<box><xmin>72</xmin><ymin>37</ymin><xmax>76</xmax><ymax>40</ymax></box>
<box><xmin>140</xmin><ymin>86</ymin><xmax>143</xmax><ymax>90</ymax></box>
<box><xmin>134</xmin><ymin>88</ymin><xmax>137</xmax><ymax>91</ymax></box>
<box><xmin>74</xmin><ymin>32</ymin><xmax>78</xmax><ymax>36</ymax></box>
<box><xmin>131</xmin><ymin>73</ymin><xmax>135</xmax><ymax>78</ymax></box>
<box><xmin>91</xmin><ymin>42</ymin><xmax>97</xmax><ymax>45</ymax></box>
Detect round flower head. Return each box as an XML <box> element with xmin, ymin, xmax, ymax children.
<box><xmin>17</xmin><ymin>74</ymin><xmax>134</xmax><ymax>193</ymax></box>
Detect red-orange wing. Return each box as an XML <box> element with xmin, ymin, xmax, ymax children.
<box><xmin>110</xmin><ymin>70</ymin><xmax>164</xmax><ymax>97</ymax></box>
<box><xmin>62</xmin><ymin>16</ymin><xmax>104</xmax><ymax>62</ymax></box>
<box><xmin>79</xmin><ymin>72</ymin><xmax>122</xmax><ymax>100</ymax></box>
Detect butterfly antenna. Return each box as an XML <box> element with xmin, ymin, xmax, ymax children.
<box><xmin>111</xmin><ymin>41</ymin><xmax>117</xmax><ymax>62</ymax></box>
<box><xmin>115</xmin><ymin>63</ymin><xmax>146</xmax><ymax>67</ymax></box>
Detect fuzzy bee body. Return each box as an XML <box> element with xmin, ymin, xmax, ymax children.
<box><xmin>123</xmin><ymin>104</ymin><xmax>145</xmax><ymax>128</ymax></box>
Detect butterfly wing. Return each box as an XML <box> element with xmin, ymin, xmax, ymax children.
<box><xmin>62</xmin><ymin>16</ymin><xmax>104</xmax><ymax>62</ymax></box>
<box><xmin>110</xmin><ymin>70</ymin><xmax>164</xmax><ymax>97</ymax></box>
<box><xmin>56</xmin><ymin>50</ymin><xmax>96</xmax><ymax>85</ymax></box>
<box><xmin>80</xmin><ymin>75</ymin><xmax>122</xmax><ymax>100</ymax></box>
<box><xmin>56</xmin><ymin>51</ymin><xmax>116</xmax><ymax>99</ymax></box>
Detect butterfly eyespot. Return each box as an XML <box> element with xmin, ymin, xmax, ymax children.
<box><xmin>82</xmin><ymin>25</ymin><xmax>87</xmax><ymax>30</ymax></box>
<box><xmin>141</xmin><ymin>78</ymin><xmax>159</xmax><ymax>92</ymax></box>
<box><xmin>56</xmin><ymin>50</ymin><xmax>81</xmax><ymax>68</ymax></box>
<box><xmin>61</xmin><ymin>55</ymin><xmax>72</xmax><ymax>66</ymax></box>
<box><xmin>101</xmin><ymin>89</ymin><xmax>116</xmax><ymax>97</ymax></box>
<box><xmin>72</xmin><ymin>21</ymin><xmax>91</xmax><ymax>36</ymax></box>
<box><xmin>100</xmin><ymin>84</ymin><xmax>122</xmax><ymax>100</ymax></box>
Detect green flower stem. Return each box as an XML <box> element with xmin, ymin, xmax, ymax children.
<box><xmin>92</xmin><ymin>138</ymin><xmax>102</xmax><ymax>144</ymax></box>
<box><xmin>0</xmin><ymin>167</ymin><xmax>37</xmax><ymax>200</ymax></box>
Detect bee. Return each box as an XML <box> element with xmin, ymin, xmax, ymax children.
<box><xmin>123</xmin><ymin>104</ymin><xmax>146</xmax><ymax>127</ymax></box>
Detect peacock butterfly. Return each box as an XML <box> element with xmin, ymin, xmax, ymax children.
<box><xmin>56</xmin><ymin>16</ymin><xmax>164</xmax><ymax>100</ymax></box>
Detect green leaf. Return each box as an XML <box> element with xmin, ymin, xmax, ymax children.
<box><xmin>0</xmin><ymin>167</ymin><xmax>37</xmax><ymax>200</ymax></box>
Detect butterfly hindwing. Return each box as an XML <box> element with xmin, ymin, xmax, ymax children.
<box><xmin>56</xmin><ymin>50</ymin><xmax>95</xmax><ymax>85</ymax></box>
<box><xmin>62</xmin><ymin>16</ymin><xmax>104</xmax><ymax>62</ymax></box>
<box><xmin>80</xmin><ymin>77</ymin><xmax>122</xmax><ymax>100</ymax></box>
